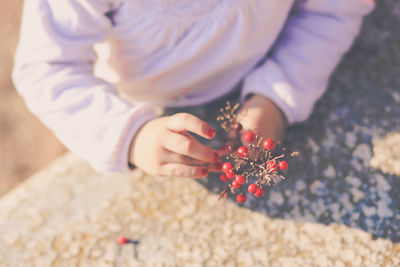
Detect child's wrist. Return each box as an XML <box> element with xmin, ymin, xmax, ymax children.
<box><xmin>246</xmin><ymin>93</ymin><xmax>288</xmax><ymax>127</ymax></box>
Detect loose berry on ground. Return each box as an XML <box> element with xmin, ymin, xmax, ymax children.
<box><xmin>279</xmin><ymin>160</ymin><xmax>289</xmax><ymax>171</ymax></box>
<box><xmin>222</xmin><ymin>162</ymin><xmax>233</xmax><ymax>173</ymax></box>
<box><xmin>117</xmin><ymin>236</ymin><xmax>127</xmax><ymax>245</ymax></box>
<box><xmin>263</xmin><ymin>139</ymin><xmax>275</xmax><ymax>150</ymax></box>
<box><xmin>243</xmin><ymin>131</ymin><xmax>255</xmax><ymax>143</ymax></box>
<box><xmin>236</xmin><ymin>193</ymin><xmax>247</xmax><ymax>203</ymax></box>
<box><xmin>237</xmin><ymin>146</ymin><xmax>248</xmax><ymax>158</ymax></box>
<box><xmin>219</xmin><ymin>173</ymin><xmax>228</xmax><ymax>182</ymax></box>
<box><xmin>248</xmin><ymin>184</ymin><xmax>258</xmax><ymax>194</ymax></box>
<box><xmin>232</xmin><ymin>180</ymin><xmax>241</xmax><ymax>189</ymax></box>
<box><xmin>267</xmin><ymin>161</ymin><xmax>278</xmax><ymax>173</ymax></box>
<box><xmin>235</xmin><ymin>175</ymin><xmax>245</xmax><ymax>185</ymax></box>
<box><xmin>226</xmin><ymin>169</ymin><xmax>235</xmax><ymax>179</ymax></box>
<box><xmin>254</xmin><ymin>188</ymin><xmax>264</xmax><ymax>198</ymax></box>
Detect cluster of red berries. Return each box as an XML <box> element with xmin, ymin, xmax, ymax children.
<box><xmin>216</xmin><ymin>101</ymin><xmax>294</xmax><ymax>204</ymax></box>
<box><xmin>218</xmin><ymin>129</ymin><xmax>289</xmax><ymax>204</ymax></box>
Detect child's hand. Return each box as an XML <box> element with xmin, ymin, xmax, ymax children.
<box><xmin>129</xmin><ymin>113</ymin><xmax>222</xmax><ymax>178</ymax></box>
<box><xmin>237</xmin><ymin>94</ymin><xmax>287</xmax><ymax>144</ymax></box>
<box><xmin>217</xmin><ymin>94</ymin><xmax>287</xmax><ymax>156</ymax></box>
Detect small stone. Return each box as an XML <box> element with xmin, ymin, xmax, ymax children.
<box><xmin>346</xmin><ymin>176</ymin><xmax>361</xmax><ymax>187</ymax></box>
<box><xmin>362</xmin><ymin>205</ymin><xmax>376</xmax><ymax>217</ymax></box>
<box><xmin>307</xmin><ymin>137</ymin><xmax>320</xmax><ymax>153</ymax></box>
<box><xmin>324</xmin><ymin>165</ymin><xmax>336</xmax><ymax>179</ymax></box>
<box><xmin>90</xmin><ymin>249</ymin><xmax>103</xmax><ymax>258</ymax></box>
<box><xmin>269</xmin><ymin>191</ymin><xmax>284</xmax><ymax>206</ymax></box>
<box><xmin>377</xmin><ymin>199</ymin><xmax>393</xmax><ymax>218</ymax></box>
<box><xmin>353</xmin><ymin>144</ymin><xmax>372</xmax><ymax>166</ymax></box>
<box><xmin>310</xmin><ymin>180</ymin><xmax>324</xmax><ymax>195</ymax></box>
<box><xmin>350</xmin><ymin>187</ymin><xmax>365</xmax><ymax>202</ymax></box>
<box><xmin>345</xmin><ymin>132</ymin><xmax>357</xmax><ymax>148</ymax></box>
<box><xmin>340</xmin><ymin>249</ymin><xmax>356</xmax><ymax>262</ymax></box>
<box><xmin>376</xmin><ymin>174</ymin><xmax>391</xmax><ymax>191</ymax></box>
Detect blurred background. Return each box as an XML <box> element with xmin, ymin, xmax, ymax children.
<box><xmin>0</xmin><ymin>0</ymin><xmax>66</xmax><ymax>196</ymax></box>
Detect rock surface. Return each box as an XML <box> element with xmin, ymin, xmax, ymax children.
<box><xmin>1</xmin><ymin>0</ymin><xmax>400</xmax><ymax>266</ymax></box>
<box><xmin>255</xmin><ymin>0</ymin><xmax>400</xmax><ymax>242</ymax></box>
<box><xmin>370</xmin><ymin>132</ymin><xmax>400</xmax><ymax>177</ymax></box>
<box><xmin>0</xmin><ymin>153</ymin><xmax>399</xmax><ymax>267</ymax></box>
<box><xmin>171</xmin><ymin>0</ymin><xmax>400</xmax><ymax>243</ymax></box>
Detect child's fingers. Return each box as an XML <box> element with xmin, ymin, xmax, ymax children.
<box><xmin>218</xmin><ymin>140</ymin><xmax>240</xmax><ymax>157</ymax></box>
<box><xmin>160</xmin><ymin>148</ymin><xmax>209</xmax><ymax>166</ymax></box>
<box><xmin>161</xmin><ymin>130</ymin><xmax>219</xmax><ymax>163</ymax></box>
<box><xmin>160</xmin><ymin>149</ymin><xmax>223</xmax><ymax>172</ymax></box>
<box><xmin>158</xmin><ymin>163</ymin><xmax>209</xmax><ymax>179</ymax></box>
<box><xmin>167</xmin><ymin>113</ymin><xmax>216</xmax><ymax>139</ymax></box>
<box><xmin>208</xmin><ymin>161</ymin><xmax>223</xmax><ymax>172</ymax></box>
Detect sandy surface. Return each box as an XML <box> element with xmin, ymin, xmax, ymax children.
<box><xmin>0</xmin><ymin>153</ymin><xmax>399</xmax><ymax>266</ymax></box>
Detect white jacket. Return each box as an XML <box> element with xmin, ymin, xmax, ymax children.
<box><xmin>13</xmin><ymin>0</ymin><xmax>375</xmax><ymax>172</ymax></box>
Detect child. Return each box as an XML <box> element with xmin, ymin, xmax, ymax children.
<box><xmin>13</xmin><ymin>0</ymin><xmax>374</xmax><ymax>177</ymax></box>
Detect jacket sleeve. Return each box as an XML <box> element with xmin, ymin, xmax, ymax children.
<box><xmin>241</xmin><ymin>0</ymin><xmax>375</xmax><ymax>124</ymax></box>
<box><xmin>12</xmin><ymin>0</ymin><xmax>157</xmax><ymax>172</ymax></box>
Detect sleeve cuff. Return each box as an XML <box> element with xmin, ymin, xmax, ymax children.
<box><xmin>90</xmin><ymin>103</ymin><xmax>158</xmax><ymax>173</ymax></box>
<box><xmin>118</xmin><ymin>104</ymin><xmax>158</xmax><ymax>172</ymax></box>
<box><xmin>240</xmin><ymin>60</ymin><xmax>319</xmax><ymax>125</ymax></box>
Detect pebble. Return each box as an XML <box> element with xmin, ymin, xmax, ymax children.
<box><xmin>269</xmin><ymin>191</ymin><xmax>284</xmax><ymax>206</ymax></box>
<box><xmin>310</xmin><ymin>180</ymin><xmax>324</xmax><ymax>195</ymax></box>
<box><xmin>345</xmin><ymin>132</ymin><xmax>357</xmax><ymax>148</ymax></box>
<box><xmin>353</xmin><ymin>144</ymin><xmax>372</xmax><ymax>166</ymax></box>
<box><xmin>323</xmin><ymin>165</ymin><xmax>336</xmax><ymax>178</ymax></box>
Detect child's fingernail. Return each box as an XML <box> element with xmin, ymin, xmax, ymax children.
<box><xmin>201</xmin><ymin>168</ymin><xmax>209</xmax><ymax>175</ymax></box>
<box><xmin>207</xmin><ymin>128</ymin><xmax>216</xmax><ymax>138</ymax></box>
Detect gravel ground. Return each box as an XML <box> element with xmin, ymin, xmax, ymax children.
<box><xmin>163</xmin><ymin>0</ymin><xmax>400</xmax><ymax>243</ymax></box>
<box><xmin>0</xmin><ymin>153</ymin><xmax>399</xmax><ymax>266</ymax></box>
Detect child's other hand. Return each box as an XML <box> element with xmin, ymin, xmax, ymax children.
<box><xmin>217</xmin><ymin>94</ymin><xmax>286</xmax><ymax>156</ymax></box>
<box><xmin>237</xmin><ymin>94</ymin><xmax>287</xmax><ymax>144</ymax></box>
<box><xmin>129</xmin><ymin>113</ymin><xmax>222</xmax><ymax>178</ymax></box>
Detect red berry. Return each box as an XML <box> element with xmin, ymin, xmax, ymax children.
<box><xmin>254</xmin><ymin>188</ymin><xmax>264</xmax><ymax>198</ymax></box>
<box><xmin>237</xmin><ymin>146</ymin><xmax>248</xmax><ymax>158</ymax></box>
<box><xmin>226</xmin><ymin>169</ymin><xmax>235</xmax><ymax>179</ymax></box>
<box><xmin>236</xmin><ymin>193</ymin><xmax>247</xmax><ymax>203</ymax></box>
<box><xmin>222</xmin><ymin>162</ymin><xmax>233</xmax><ymax>173</ymax></box>
<box><xmin>279</xmin><ymin>160</ymin><xmax>288</xmax><ymax>171</ymax></box>
<box><xmin>267</xmin><ymin>161</ymin><xmax>278</xmax><ymax>173</ymax></box>
<box><xmin>117</xmin><ymin>236</ymin><xmax>127</xmax><ymax>245</ymax></box>
<box><xmin>243</xmin><ymin>131</ymin><xmax>255</xmax><ymax>143</ymax></box>
<box><xmin>232</xmin><ymin>123</ymin><xmax>242</xmax><ymax>132</ymax></box>
<box><xmin>248</xmin><ymin>184</ymin><xmax>258</xmax><ymax>194</ymax></box>
<box><xmin>263</xmin><ymin>139</ymin><xmax>275</xmax><ymax>150</ymax></box>
<box><xmin>232</xmin><ymin>180</ymin><xmax>241</xmax><ymax>189</ymax></box>
<box><xmin>235</xmin><ymin>175</ymin><xmax>245</xmax><ymax>185</ymax></box>
<box><xmin>219</xmin><ymin>173</ymin><xmax>228</xmax><ymax>182</ymax></box>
